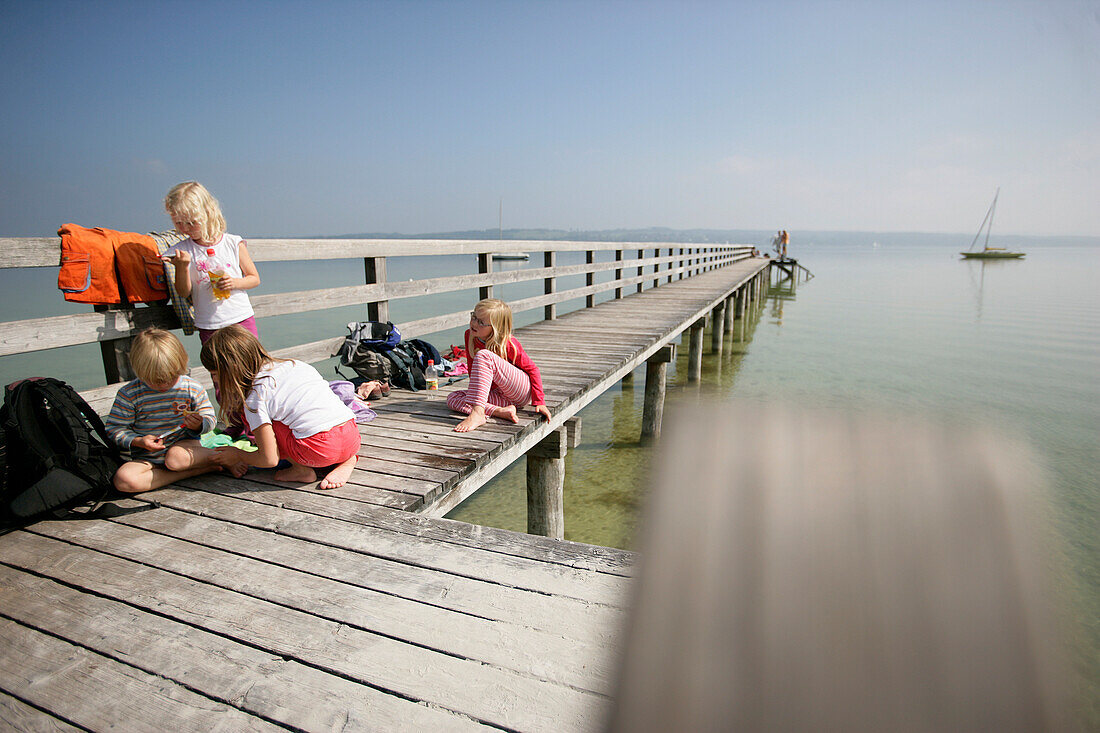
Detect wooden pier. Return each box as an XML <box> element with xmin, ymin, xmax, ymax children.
<box><xmin>0</xmin><ymin>237</ymin><xmax>770</xmax><ymax>730</ymax></box>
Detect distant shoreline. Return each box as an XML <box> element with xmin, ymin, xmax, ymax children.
<box><xmin>296</xmin><ymin>228</ymin><xmax>1100</xmax><ymax>247</ymax></box>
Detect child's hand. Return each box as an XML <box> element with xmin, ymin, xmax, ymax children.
<box><xmin>132</xmin><ymin>434</ymin><xmax>165</xmax><ymax>452</ymax></box>
<box><xmin>162</xmin><ymin>250</ymin><xmax>191</xmax><ymax>267</ymax></box>
<box><xmin>211</xmin><ymin>446</ymin><xmax>240</xmax><ymax>467</ymax></box>
<box><xmin>181</xmin><ymin>412</ymin><xmax>203</xmax><ymax>431</ymax></box>
<box><xmin>535</xmin><ymin>405</ymin><xmax>551</xmax><ymax>421</ymax></box>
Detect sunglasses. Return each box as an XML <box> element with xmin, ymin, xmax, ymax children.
<box><xmin>469</xmin><ymin>312</ymin><xmax>490</xmax><ymax>328</ymax></box>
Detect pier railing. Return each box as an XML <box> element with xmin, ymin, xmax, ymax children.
<box><xmin>0</xmin><ymin>236</ymin><xmax>752</xmax><ymax>409</ymax></box>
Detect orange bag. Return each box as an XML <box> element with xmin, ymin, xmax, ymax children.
<box><xmin>58</xmin><ymin>224</ymin><xmax>168</xmax><ymax>304</ymax></box>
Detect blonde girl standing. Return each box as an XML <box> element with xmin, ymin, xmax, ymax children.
<box><xmin>161</xmin><ymin>181</ymin><xmax>261</xmax><ymax>344</ymax></box>
<box><xmin>201</xmin><ymin>325</ymin><xmax>361</xmax><ymax>490</ymax></box>
<box><xmin>447</xmin><ymin>298</ymin><xmax>551</xmax><ymax>433</ymax></box>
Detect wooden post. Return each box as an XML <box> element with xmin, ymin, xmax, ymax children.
<box><xmin>687</xmin><ymin>318</ymin><xmax>705</xmax><ymax>382</ymax></box>
<box><xmin>585</xmin><ymin>250</ymin><xmax>595</xmax><ymax>308</ymax></box>
<box><xmin>652</xmin><ymin>248</ymin><xmax>660</xmax><ymax>289</ymax></box>
<box><xmin>477</xmin><ymin>252</ymin><xmax>493</xmax><ymax>302</ymax></box>
<box><xmin>365</xmin><ymin>256</ymin><xmax>389</xmax><ymax>322</ymax></box>
<box><xmin>723</xmin><ymin>294</ymin><xmax>735</xmax><ymax>335</ymax></box>
<box><xmin>615</xmin><ymin>249</ymin><xmax>624</xmax><ymax>300</ymax></box>
<box><xmin>610</xmin><ymin>405</ymin><xmax>1072</xmax><ymax>733</ymax></box>
<box><xmin>678</xmin><ymin>247</ymin><xmax>685</xmax><ymax>280</ymax></box>
<box><xmin>710</xmin><ymin>301</ymin><xmax>725</xmax><ymax>353</ymax></box>
<box><xmin>636</xmin><ymin>249</ymin><xmax>644</xmax><ymax>293</ymax></box>
<box><xmin>667</xmin><ymin>248</ymin><xmax>674</xmax><ymax>283</ymax></box>
<box><xmin>527</xmin><ymin>427</ymin><xmax>567</xmax><ymax>538</ymax></box>
<box><xmin>641</xmin><ymin>344</ymin><xmax>675</xmax><ymax>445</ymax></box>
<box><xmin>94</xmin><ymin>304</ymin><xmax>136</xmax><ymax>384</ymax></box>
<box><xmin>543</xmin><ymin>250</ymin><xmax>556</xmax><ymax>321</ymax></box>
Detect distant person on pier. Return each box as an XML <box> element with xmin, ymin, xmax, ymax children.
<box><xmin>780</xmin><ymin>230</ymin><xmax>789</xmax><ymax>259</ymax></box>
<box><xmin>448</xmin><ymin>298</ymin><xmax>551</xmax><ymax>433</ymax></box>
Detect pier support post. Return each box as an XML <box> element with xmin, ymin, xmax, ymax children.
<box><xmin>688</xmin><ymin>318</ymin><xmax>705</xmax><ymax>382</ymax></box>
<box><xmin>641</xmin><ymin>345</ymin><xmax>675</xmax><ymax>445</ymax></box>
<box><xmin>710</xmin><ymin>301</ymin><xmax>725</xmax><ymax>353</ymax></box>
<box><xmin>723</xmin><ymin>294</ymin><xmax>735</xmax><ymax>335</ymax></box>
<box><xmin>544</xmin><ymin>251</ymin><xmax>557</xmax><ymax>320</ymax></box>
<box><xmin>477</xmin><ymin>253</ymin><xmax>493</xmax><ymax>302</ymax></box>
<box><xmin>94</xmin><ymin>304</ymin><xmax>136</xmax><ymax>383</ymax></box>
<box><xmin>527</xmin><ymin>427</ymin><xmax>569</xmax><ymax>538</ymax></box>
<box><xmin>365</xmin><ymin>256</ymin><xmax>389</xmax><ymax>323</ymax></box>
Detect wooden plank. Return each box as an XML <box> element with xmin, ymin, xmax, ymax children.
<box><xmin>0</xmin><ymin>691</ymin><xmax>81</xmax><ymax>733</ymax></box>
<box><xmin>152</xmin><ymin>483</ymin><xmax>635</xmax><ymax>589</ymax></box>
<box><xmin>0</xmin><ymin>236</ymin><xmax>752</xmax><ymax>268</ymax></box>
<box><xmin>0</xmin><ymin>565</ymin><xmax>489</xmax><ymax>732</ymax></box>
<box><xmin>0</xmin><ymin>531</ymin><xmax>610</xmax><ymax>731</ymax></box>
<box><xmin>25</xmin><ymin>518</ymin><xmax>619</xmax><ymax>695</ymax></box>
<box><xmin>108</xmin><ymin>502</ymin><xmax>626</xmax><ymax>641</ymax></box>
<box><xmin>0</xmin><ymin>614</ymin><xmax>281</xmax><ymax>732</ymax></box>
<box><xmin>239</xmin><ymin>470</ymin><xmax>426</xmax><ymax>509</ymax></box>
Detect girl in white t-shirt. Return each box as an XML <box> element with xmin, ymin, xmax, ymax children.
<box><xmin>201</xmin><ymin>325</ymin><xmax>361</xmax><ymax>489</ymax></box>
<box><xmin>162</xmin><ymin>181</ymin><xmax>261</xmax><ymax>345</ymax></box>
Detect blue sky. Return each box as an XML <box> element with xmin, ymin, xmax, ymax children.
<box><xmin>2</xmin><ymin>0</ymin><xmax>1097</xmax><ymax>237</ymax></box>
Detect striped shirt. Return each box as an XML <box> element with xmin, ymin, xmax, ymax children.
<box><xmin>105</xmin><ymin>375</ymin><xmax>216</xmax><ymax>463</ymax></box>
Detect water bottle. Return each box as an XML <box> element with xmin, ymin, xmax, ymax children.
<box><xmin>204</xmin><ymin>247</ymin><xmax>231</xmax><ymax>300</ymax></box>
<box><xmin>425</xmin><ymin>360</ymin><xmax>439</xmax><ymax>390</ymax></box>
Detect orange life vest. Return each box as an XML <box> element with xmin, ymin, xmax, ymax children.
<box><xmin>57</xmin><ymin>224</ymin><xmax>168</xmax><ymax>304</ymax></box>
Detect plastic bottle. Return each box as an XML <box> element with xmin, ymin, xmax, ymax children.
<box><xmin>425</xmin><ymin>360</ymin><xmax>439</xmax><ymax>390</ymax></box>
<box><xmin>204</xmin><ymin>247</ymin><xmax>231</xmax><ymax>300</ymax></box>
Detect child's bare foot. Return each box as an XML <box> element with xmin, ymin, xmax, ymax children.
<box><xmin>455</xmin><ymin>407</ymin><xmax>488</xmax><ymax>433</ymax></box>
<box><xmin>228</xmin><ymin>461</ymin><xmax>249</xmax><ymax>478</ymax></box>
<box><xmin>494</xmin><ymin>404</ymin><xmax>519</xmax><ymax>424</ymax></box>
<box><xmin>275</xmin><ymin>464</ymin><xmax>317</xmax><ymax>483</ymax></box>
<box><xmin>319</xmin><ymin>455</ymin><xmax>358</xmax><ymax>489</ymax></box>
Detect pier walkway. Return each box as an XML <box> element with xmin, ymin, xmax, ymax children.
<box><xmin>0</xmin><ymin>237</ymin><xmax>768</xmax><ymax>730</ymax></box>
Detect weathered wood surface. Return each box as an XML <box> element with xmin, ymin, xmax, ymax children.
<box><xmin>0</xmin><ymin>490</ymin><xmax>633</xmax><ymax>731</ymax></box>
<box><xmin>0</xmin><ymin>254</ymin><xmax>770</xmax><ymax>731</ymax></box>
<box><xmin>609</xmin><ymin>403</ymin><xmax>1073</xmax><ymax>732</ymax></box>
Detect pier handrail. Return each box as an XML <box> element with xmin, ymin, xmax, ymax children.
<box><xmin>0</xmin><ymin>236</ymin><xmax>752</xmax><ymax>409</ymax></box>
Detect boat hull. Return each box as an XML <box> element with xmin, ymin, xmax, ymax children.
<box><xmin>960</xmin><ymin>251</ymin><xmax>1025</xmax><ymax>259</ymax></box>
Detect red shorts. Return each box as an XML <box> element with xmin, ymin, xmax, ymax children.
<box><xmin>271</xmin><ymin>418</ymin><xmax>360</xmax><ymax>468</ymax></box>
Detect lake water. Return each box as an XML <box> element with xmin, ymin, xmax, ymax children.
<box><xmin>2</xmin><ymin>233</ymin><xmax>1097</xmax><ymax>720</ymax></box>
<box><xmin>446</xmin><ymin>234</ymin><xmax>1100</xmax><ymax>723</ymax></box>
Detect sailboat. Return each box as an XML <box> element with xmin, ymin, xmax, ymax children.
<box><xmin>960</xmin><ymin>188</ymin><xmax>1024</xmax><ymax>259</ymax></box>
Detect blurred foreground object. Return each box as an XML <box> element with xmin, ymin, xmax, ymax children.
<box><xmin>610</xmin><ymin>403</ymin><xmax>1073</xmax><ymax>732</ymax></box>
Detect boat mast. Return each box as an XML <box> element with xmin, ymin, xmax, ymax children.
<box><xmin>983</xmin><ymin>188</ymin><xmax>999</xmax><ymax>251</ymax></box>
<box><xmin>968</xmin><ymin>187</ymin><xmax>1000</xmax><ymax>252</ymax></box>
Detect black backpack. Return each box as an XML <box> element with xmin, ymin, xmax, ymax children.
<box><xmin>384</xmin><ymin>345</ymin><xmax>426</xmax><ymax>391</ymax></box>
<box><xmin>403</xmin><ymin>338</ymin><xmax>444</xmax><ymax>371</ymax></box>
<box><xmin>0</xmin><ymin>378</ymin><xmax>122</xmax><ymax>522</ymax></box>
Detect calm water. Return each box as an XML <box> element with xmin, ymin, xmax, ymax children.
<box><xmin>2</xmin><ymin>233</ymin><xmax>1097</xmax><ymax>718</ymax></box>
<box><xmin>446</xmin><ymin>234</ymin><xmax>1100</xmax><ymax>722</ymax></box>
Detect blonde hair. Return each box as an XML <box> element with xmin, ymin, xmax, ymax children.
<box><xmin>130</xmin><ymin>328</ymin><xmax>189</xmax><ymax>386</ymax></box>
<box><xmin>199</xmin><ymin>325</ymin><xmax>284</xmax><ymax>422</ymax></box>
<box><xmin>164</xmin><ymin>181</ymin><xmax>227</xmax><ymax>244</ymax></box>
<box><xmin>472</xmin><ymin>298</ymin><xmax>513</xmax><ymax>359</ymax></box>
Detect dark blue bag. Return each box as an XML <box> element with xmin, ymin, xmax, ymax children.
<box><xmin>335</xmin><ymin>321</ymin><xmax>400</xmax><ymax>367</ymax></box>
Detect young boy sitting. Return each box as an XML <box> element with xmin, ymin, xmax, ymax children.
<box><xmin>105</xmin><ymin>328</ymin><xmax>230</xmax><ymax>493</ymax></box>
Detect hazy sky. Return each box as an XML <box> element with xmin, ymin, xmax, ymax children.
<box><xmin>2</xmin><ymin>0</ymin><xmax>1098</xmax><ymax>237</ymax></box>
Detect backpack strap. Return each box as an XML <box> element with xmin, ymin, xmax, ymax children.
<box><xmin>36</xmin><ymin>379</ymin><xmax>118</xmax><ymax>457</ymax></box>
<box><xmin>384</xmin><ymin>348</ymin><xmax>422</xmax><ymax>391</ymax></box>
